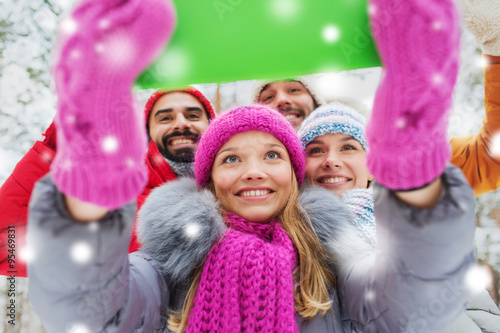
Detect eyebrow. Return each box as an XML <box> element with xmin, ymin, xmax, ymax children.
<box><xmin>153</xmin><ymin>107</ymin><xmax>204</xmax><ymax>118</ymax></box>
<box><xmin>340</xmin><ymin>136</ymin><xmax>357</xmax><ymax>143</ymax></box>
<box><xmin>265</xmin><ymin>143</ymin><xmax>287</xmax><ymax>150</ymax></box>
<box><xmin>215</xmin><ymin>147</ymin><xmax>237</xmax><ymax>157</ymax></box>
<box><xmin>216</xmin><ymin>143</ymin><xmax>286</xmax><ymax>157</ymax></box>
<box><xmin>308</xmin><ymin>135</ymin><xmax>357</xmax><ymax>145</ymax></box>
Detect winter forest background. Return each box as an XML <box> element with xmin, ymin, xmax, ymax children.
<box><xmin>1</xmin><ymin>0</ymin><xmax>500</xmax><ymax>332</ymax></box>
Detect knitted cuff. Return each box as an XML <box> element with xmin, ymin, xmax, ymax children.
<box><xmin>366</xmin><ymin>0</ymin><xmax>459</xmax><ymax>190</ymax></box>
<box><xmin>42</xmin><ymin>121</ymin><xmax>57</xmax><ymax>149</ymax></box>
<box><xmin>459</xmin><ymin>0</ymin><xmax>500</xmax><ymax>56</ymax></box>
<box><xmin>51</xmin><ymin>0</ymin><xmax>176</xmax><ymax>209</ymax></box>
<box><xmin>484</xmin><ymin>55</ymin><xmax>500</xmax><ymax>65</ymax></box>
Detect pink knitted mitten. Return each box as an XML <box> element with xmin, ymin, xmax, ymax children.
<box><xmin>366</xmin><ymin>0</ymin><xmax>460</xmax><ymax>190</ymax></box>
<box><xmin>51</xmin><ymin>0</ymin><xmax>176</xmax><ymax>209</ymax></box>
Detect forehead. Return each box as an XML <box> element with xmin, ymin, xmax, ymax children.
<box><xmin>152</xmin><ymin>92</ymin><xmax>205</xmax><ymax>112</ymax></box>
<box><xmin>309</xmin><ymin>132</ymin><xmax>359</xmax><ymax>144</ymax></box>
<box><xmin>220</xmin><ymin>131</ymin><xmax>287</xmax><ymax>150</ymax></box>
<box><xmin>260</xmin><ymin>80</ymin><xmax>306</xmax><ymax>94</ymax></box>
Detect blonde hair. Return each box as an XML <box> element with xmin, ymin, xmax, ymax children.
<box><xmin>168</xmin><ymin>170</ymin><xmax>335</xmax><ymax>332</ymax></box>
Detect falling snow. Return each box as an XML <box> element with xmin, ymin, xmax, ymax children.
<box><xmin>432</xmin><ymin>21</ymin><xmax>443</xmax><ymax>31</ymax></box>
<box><xmin>71</xmin><ymin>241</ymin><xmax>93</xmax><ymax>264</ymax></box>
<box><xmin>102</xmin><ymin>135</ymin><xmax>119</xmax><ymax>153</ymax></box>
<box><xmin>88</xmin><ymin>221</ymin><xmax>100</xmax><ymax>232</ymax></box>
<box><xmin>70</xmin><ymin>49</ymin><xmax>81</xmax><ymax>60</ymax></box>
<box><xmin>185</xmin><ymin>222</ymin><xmax>201</xmax><ymax>239</ymax></box>
<box><xmin>270</xmin><ymin>0</ymin><xmax>300</xmax><ymax>21</ymax></box>
<box><xmin>67</xmin><ymin>323</ymin><xmax>92</xmax><ymax>333</ymax></box>
<box><xmin>465</xmin><ymin>265</ymin><xmax>492</xmax><ymax>294</ymax></box>
<box><xmin>60</xmin><ymin>17</ymin><xmax>78</xmax><ymax>35</ymax></box>
<box><xmin>1</xmin><ymin>2</ymin><xmax>500</xmax><ymax>332</ymax></box>
<box><xmin>94</xmin><ymin>42</ymin><xmax>105</xmax><ymax>54</ymax></box>
<box><xmin>368</xmin><ymin>4</ymin><xmax>377</xmax><ymax>16</ymax></box>
<box><xmin>492</xmin><ymin>132</ymin><xmax>500</xmax><ymax>157</ymax></box>
<box><xmin>432</xmin><ymin>73</ymin><xmax>444</xmax><ymax>86</ymax></box>
<box><xmin>19</xmin><ymin>246</ymin><xmax>35</xmax><ymax>264</ymax></box>
<box><xmin>365</xmin><ymin>289</ymin><xmax>376</xmax><ymax>302</ymax></box>
<box><xmin>323</xmin><ymin>25</ymin><xmax>341</xmax><ymax>44</ymax></box>
<box><xmin>396</xmin><ymin>117</ymin><xmax>407</xmax><ymax>129</ymax></box>
<box><xmin>98</xmin><ymin>18</ymin><xmax>110</xmax><ymax>30</ymax></box>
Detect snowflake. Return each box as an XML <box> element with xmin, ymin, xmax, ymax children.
<box><xmin>492</xmin><ymin>132</ymin><xmax>500</xmax><ymax>157</ymax></box>
<box><xmin>98</xmin><ymin>19</ymin><xmax>110</xmax><ymax>30</ymax></box>
<box><xmin>19</xmin><ymin>246</ymin><xmax>35</xmax><ymax>263</ymax></box>
<box><xmin>67</xmin><ymin>323</ymin><xmax>92</xmax><ymax>333</ymax></box>
<box><xmin>88</xmin><ymin>222</ymin><xmax>99</xmax><ymax>232</ymax></box>
<box><xmin>365</xmin><ymin>289</ymin><xmax>376</xmax><ymax>302</ymax></box>
<box><xmin>101</xmin><ymin>35</ymin><xmax>136</xmax><ymax>67</ymax></box>
<box><xmin>184</xmin><ymin>223</ymin><xmax>201</xmax><ymax>239</ymax></box>
<box><xmin>368</xmin><ymin>4</ymin><xmax>377</xmax><ymax>16</ymax></box>
<box><xmin>432</xmin><ymin>73</ymin><xmax>444</xmax><ymax>86</ymax></box>
<box><xmin>432</xmin><ymin>21</ymin><xmax>442</xmax><ymax>31</ymax></box>
<box><xmin>70</xmin><ymin>49</ymin><xmax>81</xmax><ymax>60</ymax></box>
<box><xmin>465</xmin><ymin>265</ymin><xmax>491</xmax><ymax>294</ymax></box>
<box><xmin>60</xmin><ymin>17</ymin><xmax>78</xmax><ymax>35</ymax></box>
<box><xmin>396</xmin><ymin>117</ymin><xmax>407</xmax><ymax>129</ymax></box>
<box><xmin>271</xmin><ymin>0</ymin><xmax>300</xmax><ymax>21</ymax></box>
<box><xmin>94</xmin><ymin>43</ymin><xmax>105</xmax><ymax>54</ymax></box>
<box><xmin>102</xmin><ymin>135</ymin><xmax>119</xmax><ymax>154</ymax></box>
<box><xmin>71</xmin><ymin>241</ymin><xmax>93</xmax><ymax>264</ymax></box>
<box><xmin>322</xmin><ymin>25</ymin><xmax>341</xmax><ymax>44</ymax></box>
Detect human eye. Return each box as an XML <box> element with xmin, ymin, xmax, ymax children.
<box><xmin>188</xmin><ymin>113</ymin><xmax>200</xmax><ymax>119</ymax></box>
<box><xmin>160</xmin><ymin>116</ymin><xmax>171</xmax><ymax>122</ymax></box>
<box><xmin>223</xmin><ymin>155</ymin><xmax>240</xmax><ymax>164</ymax></box>
<box><xmin>306</xmin><ymin>146</ymin><xmax>324</xmax><ymax>156</ymax></box>
<box><xmin>341</xmin><ymin>144</ymin><xmax>357</xmax><ymax>151</ymax></box>
<box><xmin>261</xmin><ymin>94</ymin><xmax>274</xmax><ymax>104</ymax></box>
<box><xmin>265</xmin><ymin>151</ymin><xmax>281</xmax><ymax>160</ymax></box>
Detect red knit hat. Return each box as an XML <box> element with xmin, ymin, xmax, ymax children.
<box><xmin>144</xmin><ymin>87</ymin><xmax>217</xmax><ymax>127</ymax></box>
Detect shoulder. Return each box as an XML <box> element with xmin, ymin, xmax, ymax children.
<box><xmin>137</xmin><ymin>178</ymin><xmax>226</xmax><ymax>281</ymax></box>
<box><xmin>300</xmin><ymin>186</ymin><xmax>374</xmax><ymax>265</ymax></box>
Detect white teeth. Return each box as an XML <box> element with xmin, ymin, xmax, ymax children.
<box><xmin>239</xmin><ymin>190</ymin><xmax>271</xmax><ymax>197</ymax></box>
<box><xmin>285</xmin><ymin>114</ymin><xmax>298</xmax><ymax>120</ymax></box>
<box><xmin>171</xmin><ymin>139</ymin><xmax>194</xmax><ymax>145</ymax></box>
<box><xmin>321</xmin><ymin>177</ymin><xmax>348</xmax><ymax>184</ymax></box>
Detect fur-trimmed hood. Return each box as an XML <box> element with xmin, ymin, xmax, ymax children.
<box><xmin>138</xmin><ymin>178</ymin><xmax>372</xmax><ymax>282</ymax></box>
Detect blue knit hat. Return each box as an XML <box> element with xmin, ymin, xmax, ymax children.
<box><xmin>297</xmin><ymin>101</ymin><xmax>367</xmax><ymax>150</ymax></box>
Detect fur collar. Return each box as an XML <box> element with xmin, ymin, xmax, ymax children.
<box><xmin>138</xmin><ymin>178</ymin><xmax>372</xmax><ymax>282</ymax></box>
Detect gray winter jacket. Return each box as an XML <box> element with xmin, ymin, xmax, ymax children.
<box><xmin>28</xmin><ymin>165</ymin><xmax>476</xmax><ymax>333</ymax></box>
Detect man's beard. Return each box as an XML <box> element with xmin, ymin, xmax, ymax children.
<box><xmin>158</xmin><ymin>130</ymin><xmax>200</xmax><ymax>163</ymax></box>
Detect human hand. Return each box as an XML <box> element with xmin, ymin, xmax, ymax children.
<box><xmin>458</xmin><ymin>0</ymin><xmax>500</xmax><ymax>56</ymax></box>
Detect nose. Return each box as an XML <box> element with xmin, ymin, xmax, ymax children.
<box><xmin>172</xmin><ymin>114</ymin><xmax>191</xmax><ymax>131</ymax></box>
<box><xmin>242</xmin><ymin>159</ymin><xmax>268</xmax><ymax>181</ymax></box>
<box><xmin>274</xmin><ymin>90</ymin><xmax>292</xmax><ymax>111</ymax></box>
<box><xmin>322</xmin><ymin>151</ymin><xmax>342</xmax><ymax>170</ymax></box>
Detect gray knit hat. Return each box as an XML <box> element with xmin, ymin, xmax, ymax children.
<box><xmin>297</xmin><ymin>101</ymin><xmax>367</xmax><ymax>150</ymax></box>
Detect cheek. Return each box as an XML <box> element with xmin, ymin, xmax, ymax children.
<box><xmin>305</xmin><ymin>158</ymin><xmax>320</xmax><ymax>181</ymax></box>
<box><xmin>212</xmin><ymin>169</ymin><xmax>236</xmax><ymax>203</ymax></box>
<box><xmin>274</xmin><ymin>167</ymin><xmax>293</xmax><ymax>202</ymax></box>
<box><xmin>194</xmin><ymin>122</ymin><xmax>209</xmax><ymax>134</ymax></box>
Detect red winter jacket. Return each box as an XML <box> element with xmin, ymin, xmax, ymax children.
<box><xmin>0</xmin><ymin>138</ymin><xmax>177</xmax><ymax>277</ymax></box>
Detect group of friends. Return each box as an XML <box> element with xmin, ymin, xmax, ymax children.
<box><xmin>1</xmin><ymin>0</ymin><xmax>500</xmax><ymax>331</ymax></box>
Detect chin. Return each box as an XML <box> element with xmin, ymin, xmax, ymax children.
<box><xmin>239</xmin><ymin>211</ymin><xmax>276</xmax><ymax>223</ymax></box>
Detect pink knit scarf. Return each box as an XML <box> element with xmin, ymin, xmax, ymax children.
<box><xmin>186</xmin><ymin>212</ymin><xmax>299</xmax><ymax>332</ymax></box>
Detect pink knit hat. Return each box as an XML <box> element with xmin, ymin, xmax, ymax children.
<box><xmin>194</xmin><ymin>105</ymin><xmax>305</xmax><ymax>187</ymax></box>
